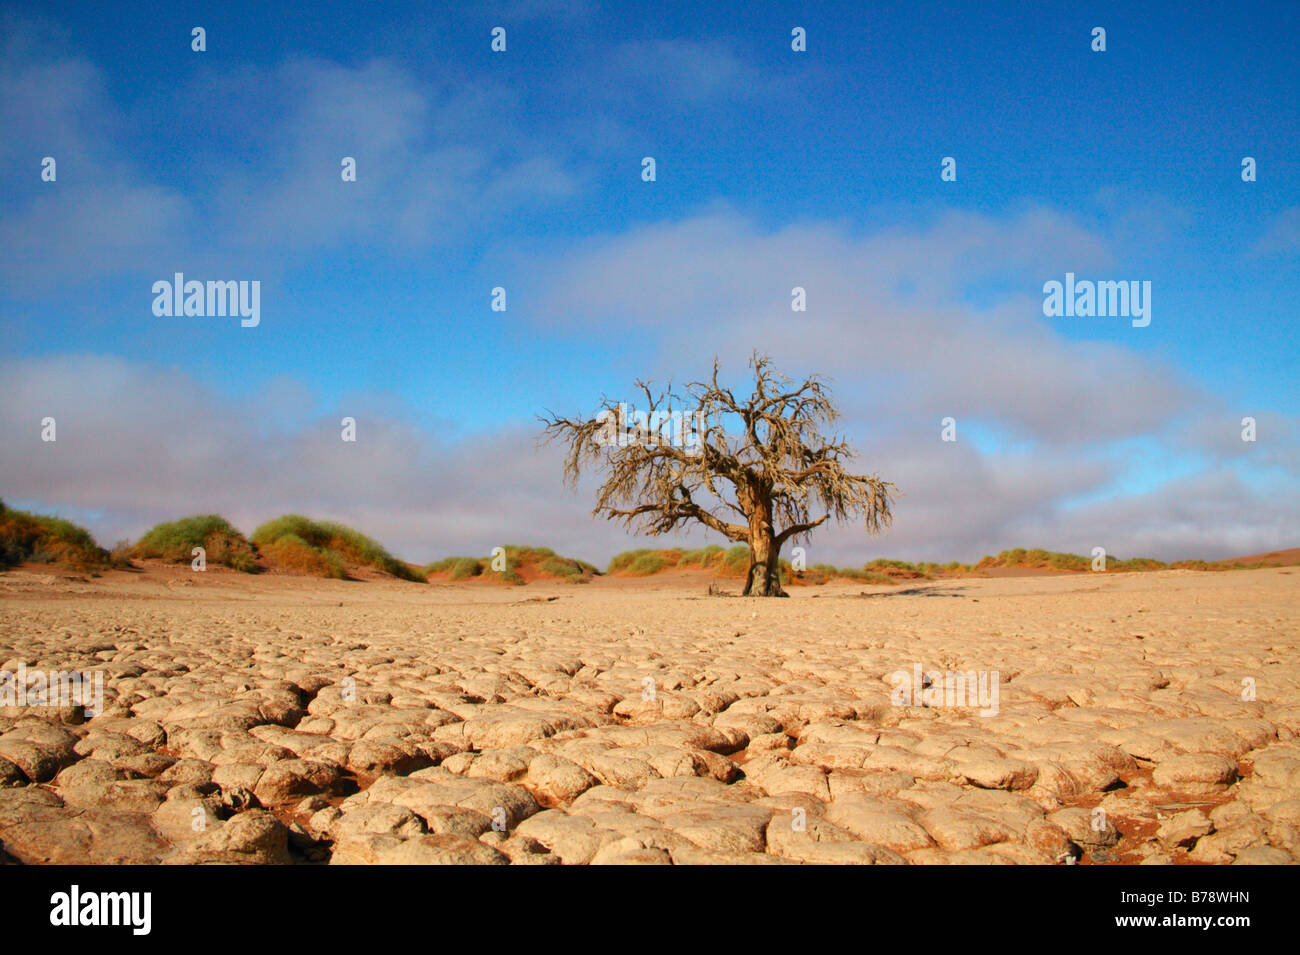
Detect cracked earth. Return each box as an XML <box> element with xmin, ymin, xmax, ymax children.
<box><xmin>0</xmin><ymin>566</ymin><xmax>1296</xmax><ymax>865</ymax></box>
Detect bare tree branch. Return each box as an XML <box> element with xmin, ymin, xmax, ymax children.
<box><xmin>540</xmin><ymin>352</ymin><xmax>897</xmax><ymax>596</ymax></box>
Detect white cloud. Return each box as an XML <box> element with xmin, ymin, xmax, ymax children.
<box><xmin>1251</xmin><ymin>207</ymin><xmax>1300</xmax><ymax>258</ymax></box>
<box><xmin>1</xmin><ymin>350</ymin><xmax>1293</xmax><ymax>566</ymax></box>
<box><xmin>609</xmin><ymin>39</ymin><xmax>764</xmax><ymax>103</ymax></box>
<box><xmin>0</xmin><ymin>353</ymin><xmax>651</xmax><ymax>564</ymax></box>
<box><xmin>527</xmin><ymin>207</ymin><xmax>1196</xmax><ymax>446</ymax></box>
<box><xmin>0</xmin><ymin>45</ymin><xmax>578</xmax><ymax>292</ymax></box>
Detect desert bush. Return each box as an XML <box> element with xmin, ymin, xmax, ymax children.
<box><xmin>836</xmin><ymin>567</ymin><xmax>897</xmax><ymax>585</ymax></box>
<box><xmin>607</xmin><ymin>544</ymin><xmax>751</xmax><ymax>576</ymax></box>
<box><xmin>607</xmin><ymin>549</ymin><xmax>654</xmax><ymax>573</ymax></box>
<box><xmin>500</xmin><ymin>545</ymin><xmax>562</xmax><ymax>566</ymax></box>
<box><xmin>426</xmin><ymin>546</ymin><xmax>596</xmax><ymax>584</ymax></box>
<box><xmin>134</xmin><ymin>514</ymin><xmax>259</xmax><ymax>572</ymax></box>
<box><xmin>678</xmin><ymin>545</ymin><xmax>723</xmax><ymax>567</ymax></box>
<box><xmin>0</xmin><ymin>500</ymin><xmax>108</xmax><ymax>570</ymax></box>
<box><xmin>259</xmin><ymin>533</ymin><xmax>345</xmax><ymax>578</ymax></box>
<box><xmin>421</xmin><ymin>557</ymin><xmax>458</xmax><ymax>575</ymax></box>
<box><xmin>538</xmin><ymin>554</ymin><xmax>598</xmax><ymax>580</ymax></box>
<box><xmin>626</xmin><ymin>553</ymin><xmax>666</xmax><ymax>575</ymax></box>
<box><xmin>109</xmin><ymin>539</ymin><xmax>134</xmax><ymax>569</ymax></box>
<box><xmin>866</xmin><ymin>558</ymin><xmax>918</xmax><ymax>571</ymax></box>
<box><xmin>539</xmin><ymin>556</ymin><xmax>584</xmax><ymax>580</ymax></box>
<box><xmin>607</xmin><ymin>548</ymin><xmax>683</xmax><ymax>575</ymax></box>
<box><xmin>539</xmin><ymin>556</ymin><xmax>577</xmax><ymax>579</ymax></box>
<box><xmin>1045</xmin><ymin>552</ymin><xmax>1090</xmax><ymax>571</ymax></box>
<box><xmin>252</xmin><ymin>515</ymin><xmax>420</xmax><ymax>580</ymax></box>
<box><xmin>1110</xmin><ymin>557</ymin><xmax>1166</xmax><ymax>572</ymax></box>
<box><xmin>863</xmin><ymin>558</ymin><xmax>930</xmax><ymax>579</ymax></box>
<box><xmin>450</xmin><ymin>557</ymin><xmax>483</xmax><ymax>580</ymax></box>
<box><xmin>722</xmin><ymin>545</ymin><xmax>751</xmax><ymax>574</ymax></box>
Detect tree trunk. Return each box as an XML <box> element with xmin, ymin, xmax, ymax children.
<box><xmin>743</xmin><ymin>532</ymin><xmax>786</xmax><ymax>596</ymax></box>
<box><xmin>742</xmin><ymin>493</ymin><xmax>787</xmax><ymax>596</ymax></box>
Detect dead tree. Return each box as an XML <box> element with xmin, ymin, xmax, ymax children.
<box><xmin>540</xmin><ymin>354</ymin><xmax>895</xmax><ymax>596</ymax></box>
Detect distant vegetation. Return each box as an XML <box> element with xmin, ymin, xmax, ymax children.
<box><xmin>424</xmin><ymin>556</ymin><xmax>485</xmax><ymax>580</ymax></box>
<box><xmin>134</xmin><ymin>514</ymin><xmax>259</xmax><ymax>572</ymax></box>
<box><xmin>973</xmin><ymin>548</ymin><xmax>1143</xmax><ymax>573</ymax></box>
<box><xmin>963</xmin><ymin>548</ymin><xmax>1270</xmax><ymax>573</ymax></box>
<box><xmin>250</xmin><ymin>515</ymin><xmax>423</xmax><ymax>581</ymax></box>
<box><xmin>601</xmin><ymin>544</ymin><xmax>1264</xmax><ymax>585</ymax></box>
<box><xmin>1</xmin><ymin>500</ymin><xmax>1293</xmax><ymax>584</ymax></box>
<box><xmin>0</xmin><ymin>500</ymin><xmax>109</xmax><ymax>571</ymax></box>
<box><xmin>608</xmin><ymin>545</ymin><xmax>752</xmax><ymax>576</ymax></box>
<box><xmin>606</xmin><ymin>546</ymin><xmax>903</xmax><ymax>584</ymax></box>
<box><xmin>424</xmin><ymin>545</ymin><xmax>598</xmax><ymax>585</ymax></box>
<box><xmin>798</xmin><ymin>563</ymin><xmax>898</xmax><ymax>586</ymax></box>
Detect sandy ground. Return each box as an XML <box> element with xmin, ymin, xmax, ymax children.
<box><xmin>0</xmin><ymin>564</ymin><xmax>1297</xmax><ymax>865</ymax></box>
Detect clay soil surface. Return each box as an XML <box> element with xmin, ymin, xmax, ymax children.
<box><xmin>0</xmin><ymin>565</ymin><xmax>1296</xmax><ymax>865</ymax></box>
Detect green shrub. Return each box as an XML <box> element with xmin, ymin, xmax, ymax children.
<box><xmin>607</xmin><ymin>548</ymin><xmax>685</xmax><ymax>575</ymax></box>
<box><xmin>1109</xmin><ymin>556</ymin><xmax>1166</xmax><ymax>572</ymax></box>
<box><xmin>0</xmin><ymin>500</ymin><xmax>108</xmax><ymax>570</ymax></box>
<box><xmin>679</xmin><ymin>545</ymin><xmax>724</xmax><ymax>567</ymax></box>
<box><xmin>1046</xmin><ymin>552</ymin><xmax>1090</xmax><ymax>572</ymax></box>
<box><xmin>500</xmin><ymin>545</ymin><xmax>559</xmax><ymax>566</ymax></box>
<box><xmin>134</xmin><ymin>514</ymin><xmax>260</xmax><ymax>572</ymax></box>
<box><xmin>109</xmin><ymin>539</ymin><xmax>134</xmax><ymax>569</ymax></box>
<box><xmin>826</xmin><ymin>566</ymin><xmax>896</xmax><ymax>584</ymax></box>
<box><xmin>539</xmin><ymin>555</ymin><xmax>597</xmax><ymax>581</ymax></box>
<box><xmin>866</xmin><ymin>558</ymin><xmax>918</xmax><ymax>571</ymax></box>
<box><xmin>426</xmin><ymin>546</ymin><xmax>596</xmax><ymax>584</ymax></box>
<box><xmin>251</xmin><ymin>515</ymin><xmax>420</xmax><ymax>580</ymax></box>
<box><xmin>450</xmin><ymin>557</ymin><xmax>483</xmax><ymax>580</ymax></box>
<box><xmin>723</xmin><ymin>545</ymin><xmax>751</xmax><ymax>574</ymax></box>
<box><xmin>421</xmin><ymin>557</ymin><xmax>458</xmax><ymax>575</ymax></box>
<box><xmin>607</xmin><ymin>549</ymin><xmax>653</xmax><ymax>573</ymax></box>
<box><xmin>626</xmin><ymin>553</ymin><xmax>666</xmax><ymax>575</ymax></box>
<box><xmin>539</xmin><ymin>557</ymin><xmax>577</xmax><ymax>579</ymax></box>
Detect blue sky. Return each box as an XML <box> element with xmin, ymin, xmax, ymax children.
<box><xmin>2</xmin><ymin>0</ymin><xmax>1297</xmax><ymax>563</ymax></box>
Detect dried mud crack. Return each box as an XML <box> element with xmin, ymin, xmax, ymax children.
<box><xmin>0</xmin><ymin>566</ymin><xmax>1297</xmax><ymax>865</ymax></box>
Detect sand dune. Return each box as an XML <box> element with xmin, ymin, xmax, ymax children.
<box><xmin>0</xmin><ymin>564</ymin><xmax>1297</xmax><ymax>864</ymax></box>
<box><xmin>1225</xmin><ymin>547</ymin><xmax>1300</xmax><ymax>567</ymax></box>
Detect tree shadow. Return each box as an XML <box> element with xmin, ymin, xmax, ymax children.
<box><xmin>855</xmin><ymin>584</ymin><xmax>969</xmax><ymax>598</ymax></box>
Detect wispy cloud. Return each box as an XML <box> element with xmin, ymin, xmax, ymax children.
<box><xmin>528</xmin><ymin>207</ymin><xmax>1189</xmax><ymax>446</ymax></box>
<box><xmin>0</xmin><ymin>45</ymin><xmax>579</xmax><ymax>292</ymax></box>
<box><xmin>608</xmin><ymin>39</ymin><xmax>766</xmax><ymax>103</ymax></box>
<box><xmin>2</xmin><ymin>338</ymin><xmax>1291</xmax><ymax>566</ymax></box>
<box><xmin>1250</xmin><ymin>207</ymin><xmax>1300</xmax><ymax>257</ymax></box>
